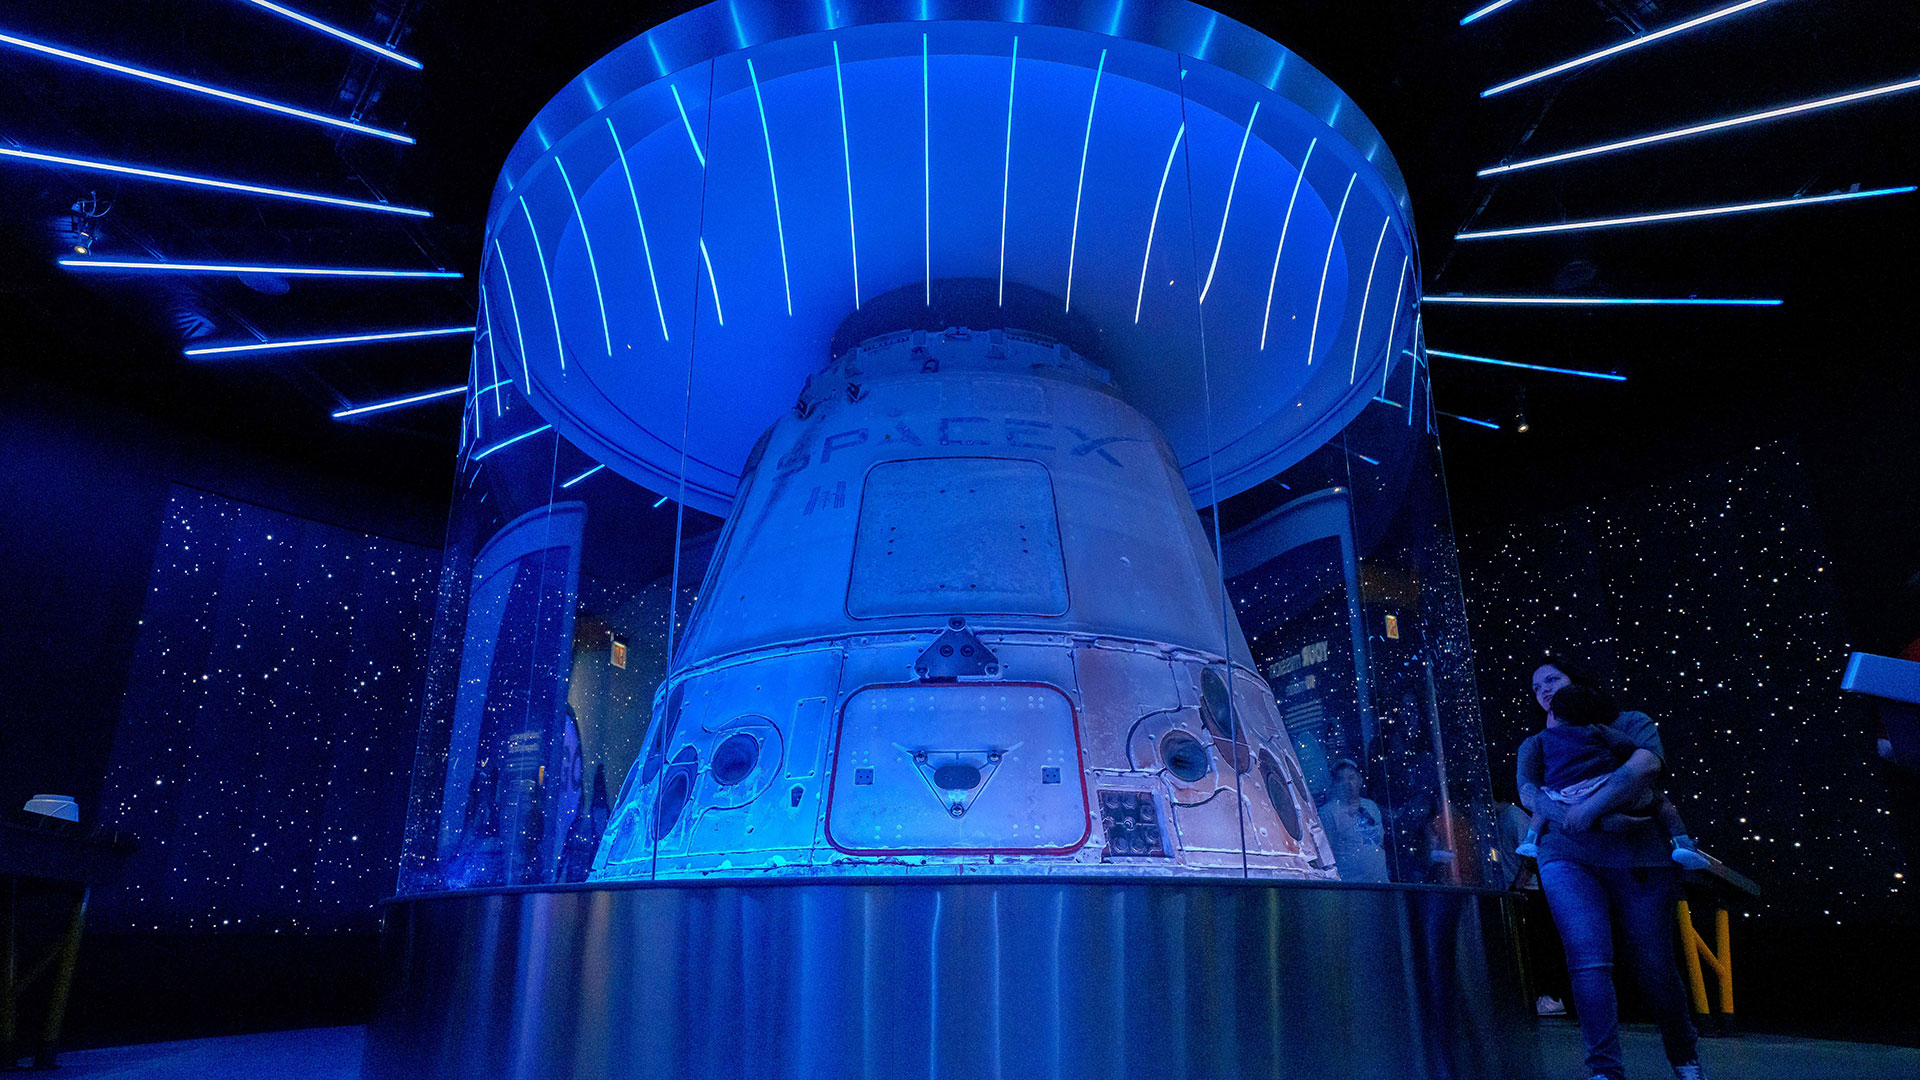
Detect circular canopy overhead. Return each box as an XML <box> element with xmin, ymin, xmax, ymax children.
<box><xmin>481</xmin><ymin>0</ymin><xmax>1420</xmax><ymax>516</ymax></box>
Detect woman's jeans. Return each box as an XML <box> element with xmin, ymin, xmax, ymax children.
<box><xmin>1538</xmin><ymin>859</ymin><xmax>1698</xmax><ymax>1079</ymax></box>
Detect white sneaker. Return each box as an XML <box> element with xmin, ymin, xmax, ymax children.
<box><xmin>1673</xmin><ymin>1062</ymin><xmax>1706</xmax><ymax>1080</ymax></box>
<box><xmin>1535</xmin><ymin>995</ymin><xmax>1566</xmax><ymax>1016</ymax></box>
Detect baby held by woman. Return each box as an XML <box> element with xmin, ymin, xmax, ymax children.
<box><xmin>1516</xmin><ymin>684</ymin><xmax>1709</xmax><ymax>870</ymax></box>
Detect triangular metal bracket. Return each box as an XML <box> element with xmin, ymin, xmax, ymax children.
<box><xmin>913</xmin><ymin>617</ymin><xmax>1001</xmax><ymax>681</ymax></box>
<box><xmin>899</xmin><ymin>744</ymin><xmax>1012</xmax><ymax>818</ymax></box>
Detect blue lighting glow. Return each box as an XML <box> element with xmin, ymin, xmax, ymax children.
<box><xmin>1134</xmin><ymin>121</ymin><xmax>1185</xmax><ymax>324</ymax></box>
<box><xmin>1064</xmin><ymin>48</ymin><xmax>1108</xmax><ymax>314</ymax></box>
<box><xmin>474</xmin><ymin>424</ymin><xmax>555</xmax><ymax>461</ymax></box>
<box><xmin>0</xmin><ymin>32</ymin><xmax>414</xmax><ymax>143</ymax></box>
<box><xmin>60</xmin><ymin>257</ymin><xmax>457</xmax><ymax>277</ymax></box>
<box><xmin>700</xmin><ymin>238</ymin><xmax>726</xmax><ymax>325</ymax></box>
<box><xmin>1306</xmin><ymin>172</ymin><xmax>1356</xmax><ymax>367</ymax></box>
<box><xmin>606</xmin><ymin>119</ymin><xmax>670</xmax><ymax>342</ymax></box>
<box><xmin>1372</xmin><ymin>395</ymin><xmax>1403</xmax><ymax>409</ymax></box>
<box><xmin>1198</xmin><ymin>101</ymin><xmax>1259</xmax><ymax>305</ymax></box>
<box><xmin>1479</xmin><ymin>77</ymin><xmax>1920</xmax><ymax>174</ymax></box>
<box><xmin>561</xmin><ymin>464</ymin><xmax>607</xmax><ymax>489</ymax></box>
<box><xmin>998</xmin><ymin>37</ymin><xmax>1019</xmax><ymax>307</ymax></box>
<box><xmin>490</xmin><ymin>240</ymin><xmax>531</xmax><ymax>384</ymax></box>
<box><xmin>1483</xmin><ymin>0</ymin><xmax>1777</xmax><ymax>98</ymax></box>
<box><xmin>923</xmin><ymin>34</ymin><xmax>932</xmax><ymax>305</ymax></box>
<box><xmin>1380</xmin><ymin>256</ymin><xmax>1409</xmax><ymax>394</ymax></box>
<box><xmin>1438</xmin><ymin>409</ymin><xmax>1501</xmax><ymax>430</ymax></box>
<box><xmin>652</xmin><ymin>495</ymin><xmax>670</xmax><ymax>508</ymax></box>
<box><xmin>1457</xmin><ymin>185</ymin><xmax>1916</xmax><ymax>239</ymax></box>
<box><xmin>186</xmin><ymin>326</ymin><xmax>474</xmax><ymax>357</ymax></box>
<box><xmin>1424</xmin><ymin>295</ymin><xmax>1783</xmax><ymax>306</ymax></box>
<box><xmin>478</xmin><ymin>290</ymin><xmax>502</xmax><ymax>415</ymax></box>
<box><xmin>1459</xmin><ymin>0</ymin><xmax>1520</xmax><ymax>25</ymax></box>
<box><xmin>239</xmin><ymin>0</ymin><xmax>421</xmax><ymax>69</ymax></box>
<box><xmin>1350</xmin><ymin>216</ymin><xmax>1390</xmax><ymax>383</ymax></box>
<box><xmin>1260</xmin><ymin>138</ymin><xmax>1317</xmax><ymax>350</ymax></box>
<box><xmin>556</xmin><ymin>159</ymin><xmax>612</xmax><ymax>355</ymax></box>
<box><xmin>747</xmin><ymin>58</ymin><xmax>794</xmax><ymax>316</ymax></box>
<box><xmin>331</xmin><ymin>385</ymin><xmax>464</xmax><ymax>419</ymax></box>
<box><xmin>670</xmin><ymin>84</ymin><xmax>707</xmax><ymax>167</ymax></box>
<box><xmin>519</xmin><ymin>197</ymin><xmax>567</xmax><ymax>372</ymax></box>
<box><xmin>833</xmin><ymin>41</ymin><xmax>862</xmax><ymax>309</ymax></box>
<box><xmin>1</xmin><ymin>146</ymin><xmax>430</xmax><ymax>216</ymax></box>
<box><xmin>1352</xmin><ymin>451</ymin><xmax>1380</xmax><ymax>466</ymax></box>
<box><xmin>1428</xmin><ymin>348</ymin><xmax>1628</xmax><ymax>382</ymax></box>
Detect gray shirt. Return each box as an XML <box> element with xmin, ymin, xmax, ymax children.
<box><xmin>1517</xmin><ymin>710</ymin><xmax>1671</xmax><ymax>869</ymax></box>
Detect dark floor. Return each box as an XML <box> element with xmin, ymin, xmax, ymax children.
<box><xmin>31</xmin><ymin>1021</ymin><xmax>1920</xmax><ymax>1079</ymax></box>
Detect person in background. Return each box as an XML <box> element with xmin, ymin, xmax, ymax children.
<box><xmin>1518</xmin><ymin>658</ymin><xmax>1705</xmax><ymax>1080</ymax></box>
<box><xmin>1494</xmin><ymin>795</ymin><xmax>1569</xmax><ymax>1017</ymax></box>
<box><xmin>1322</xmin><ymin>758</ymin><xmax>1390</xmax><ymax>883</ymax></box>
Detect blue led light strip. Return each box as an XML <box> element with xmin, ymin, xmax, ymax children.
<box><xmin>1064</xmin><ymin>50</ymin><xmax>1108</xmax><ymax>313</ymax></box>
<box><xmin>606</xmin><ymin>119</ymin><xmax>670</xmax><ymax>343</ymax></box>
<box><xmin>490</xmin><ymin>241</ymin><xmax>531</xmax><ymax>385</ymax></box>
<box><xmin>0</xmin><ymin>32</ymin><xmax>414</xmax><ymax>143</ymax></box>
<box><xmin>922</xmin><ymin>34</ymin><xmax>932</xmax><ymax>305</ymax></box>
<box><xmin>1424</xmin><ymin>295</ymin><xmax>1782</xmax><ymax>306</ymax></box>
<box><xmin>1428</xmin><ymin>348</ymin><xmax>1627</xmax><ymax>381</ymax></box>
<box><xmin>1483</xmin><ymin>0</ymin><xmax>1777</xmax><ymax>98</ymax></box>
<box><xmin>1460</xmin><ymin>0</ymin><xmax>1521</xmax><ymax>25</ymax></box>
<box><xmin>60</xmin><ymin>257</ymin><xmax>456</xmax><ymax>277</ymax></box>
<box><xmin>519</xmin><ymin>197</ymin><xmax>567</xmax><ymax>372</ymax></box>
<box><xmin>478</xmin><ymin>288</ymin><xmax>502</xmax><ymax>415</ymax></box>
<box><xmin>747</xmin><ymin>58</ymin><xmax>794</xmax><ymax>316</ymax></box>
<box><xmin>186</xmin><ymin>325</ymin><xmax>474</xmax><ymax>356</ymax></box>
<box><xmin>1481</xmin><ymin>78</ymin><xmax>1920</xmax><ymax>175</ymax></box>
<box><xmin>1199</xmin><ymin>101</ymin><xmax>1259</xmax><ymax>304</ymax></box>
<box><xmin>833</xmin><ymin>41</ymin><xmax>862</xmax><ymax>310</ymax></box>
<box><xmin>1134</xmin><ymin>121</ymin><xmax>1185</xmax><ymax>325</ymax></box>
<box><xmin>1438</xmin><ymin>410</ymin><xmax>1501</xmax><ymax>430</ymax></box>
<box><xmin>474</xmin><ymin>424</ymin><xmax>554</xmax><ymax>461</ymax></box>
<box><xmin>2</xmin><ymin>146</ymin><xmax>430</xmax><ymax>216</ymax></box>
<box><xmin>1260</xmin><ymin>138</ymin><xmax>1317</xmax><ymax>350</ymax></box>
<box><xmin>239</xmin><ymin>0</ymin><xmax>421</xmax><ymax>69</ymax></box>
<box><xmin>561</xmin><ymin>463</ymin><xmax>607</xmax><ymax>489</ymax></box>
<box><xmin>670</xmin><ymin>84</ymin><xmax>707</xmax><ymax>167</ymax></box>
<box><xmin>1380</xmin><ymin>257</ymin><xmax>1409</xmax><ymax>395</ymax></box>
<box><xmin>1306</xmin><ymin>173</ymin><xmax>1356</xmax><ymax>367</ymax></box>
<box><xmin>1350</xmin><ymin>217</ymin><xmax>1390</xmax><ymax>383</ymax></box>
<box><xmin>332</xmin><ymin>385</ymin><xmax>463</xmax><ymax>418</ymax></box>
<box><xmin>699</xmin><ymin>239</ymin><xmax>725</xmax><ymax>326</ymax></box>
<box><xmin>652</xmin><ymin>495</ymin><xmax>670</xmax><ymax>509</ymax></box>
<box><xmin>1457</xmin><ymin>185</ymin><xmax>1916</xmax><ymax>239</ymax></box>
<box><xmin>555</xmin><ymin>159</ymin><xmax>611</xmax><ymax>356</ymax></box>
<box><xmin>997</xmin><ymin>37</ymin><xmax>1019</xmax><ymax>308</ymax></box>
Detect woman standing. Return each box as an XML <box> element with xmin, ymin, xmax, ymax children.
<box><xmin>1516</xmin><ymin>659</ymin><xmax>1705</xmax><ymax>1080</ymax></box>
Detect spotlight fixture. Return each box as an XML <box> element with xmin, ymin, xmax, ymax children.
<box><xmin>1514</xmin><ymin>389</ymin><xmax>1530</xmax><ymax>434</ymax></box>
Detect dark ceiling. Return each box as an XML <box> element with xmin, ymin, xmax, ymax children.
<box><xmin>3</xmin><ymin>0</ymin><xmax>1916</xmax><ymax>637</ymax></box>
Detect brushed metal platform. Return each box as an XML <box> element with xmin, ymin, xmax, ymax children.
<box><xmin>362</xmin><ymin>879</ymin><xmax>1538</xmax><ymax>1080</ymax></box>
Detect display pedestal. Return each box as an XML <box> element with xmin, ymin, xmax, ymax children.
<box><xmin>363</xmin><ymin>879</ymin><xmax>1537</xmax><ymax>1079</ymax></box>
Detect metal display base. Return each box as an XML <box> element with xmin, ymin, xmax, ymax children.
<box><xmin>363</xmin><ymin>879</ymin><xmax>1539</xmax><ymax>1080</ymax></box>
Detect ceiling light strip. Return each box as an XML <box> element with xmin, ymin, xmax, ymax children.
<box><xmin>833</xmin><ymin>41</ymin><xmax>862</xmax><ymax>310</ymax></box>
<box><xmin>1380</xmin><ymin>256</ymin><xmax>1410</xmax><ymax>395</ymax></box>
<box><xmin>1134</xmin><ymin>121</ymin><xmax>1185</xmax><ymax>325</ymax></box>
<box><xmin>1458</xmin><ymin>185</ymin><xmax>1915</xmax><ymax>239</ymax></box>
<box><xmin>186</xmin><ymin>325</ymin><xmax>474</xmax><ymax>356</ymax></box>
<box><xmin>1306</xmin><ymin>172</ymin><xmax>1357</xmax><ymax>367</ymax></box>
<box><xmin>474</xmin><ymin>424</ymin><xmax>554</xmax><ymax>461</ymax></box>
<box><xmin>555</xmin><ymin>159</ymin><xmax>611</xmax><ymax>356</ymax></box>
<box><xmin>1481</xmin><ymin>77</ymin><xmax>1920</xmax><ymax>174</ymax></box>
<box><xmin>60</xmin><ymin>257</ymin><xmax>455</xmax><ymax>277</ymax></box>
<box><xmin>1064</xmin><ymin>48</ymin><xmax>1108</xmax><ymax>314</ymax></box>
<box><xmin>518</xmin><ymin>197</ymin><xmax>566</xmax><ymax>372</ymax></box>
<box><xmin>1199</xmin><ymin>101</ymin><xmax>1259</xmax><ymax>304</ymax></box>
<box><xmin>1460</xmin><ymin>1</ymin><xmax>1521</xmax><ymax>26</ymax></box>
<box><xmin>997</xmin><ymin>37</ymin><xmax>1019</xmax><ymax>307</ymax></box>
<box><xmin>2</xmin><ymin>146</ymin><xmax>430</xmax><ymax>216</ymax></box>
<box><xmin>1428</xmin><ymin>347</ymin><xmax>1627</xmax><ymax>381</ymax></box>
<box><xmin>1437</xmin><ymin>410</ymin><xmax>1501</xmax><ymax>430</ymax></box>
<box><xmin>1350</xmin><ymin>217</ymin><xmax>1391</xmax><ymax>383</ymax></box>
<box><xmin>606</xmin><ymin>119</ymin><xmax>670</xmax><ymax>343</ymax></box>
<box><xmin>670</xmin><ymin>84</ymin><xmax>707</xmax><ymax>167</ymax></box>
<box><xmin>1482</xmin><ymin>0</ymin><xmax>1777</xmax><ymax>98</ymax></box>
<box><xmin>239</xmin><ymin>0</ymin><xmax>421</xmax><ymax>70</ymax></box>
<box><xmin>490</xmin><ymin>241</ymin><xmax>531</xmax><ymax>385</ymax></box>
<box><xmin>1260</xmin><ymin>138</ymin><xmax>1317</xmax><ymax>350</ymax></box>
<box><xmin>923</xmin><ymin>34</ymin><xmax>932</xmax><ymax>305</ymax></box>
<box><xmin>699</xmin><ymin>239</ymin><xmax>725</xmax><ymax>326</ymax></box>
<box><xmin>0</xmin><ymin>31</ymin><xmax>413</xmax><ymax>143</ymax></box>
<box><xmin>1424</xmin><ymin>295</ymin><xmax>1782</xmax><ymax>305</ymax></box>
<box><xmin>332</xmin><ymin>385</ymin><xmax>464</xmax><ymax>419</ymax></box>
<box><xmin>746</xmin><ymin>58</ymin><xmax>793</xmax><ymax>316</ymax></box>
<box><xmin>560</xmin><ymin>464</ymin><xmax>607</xmax><ymax>489</ymax></box>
